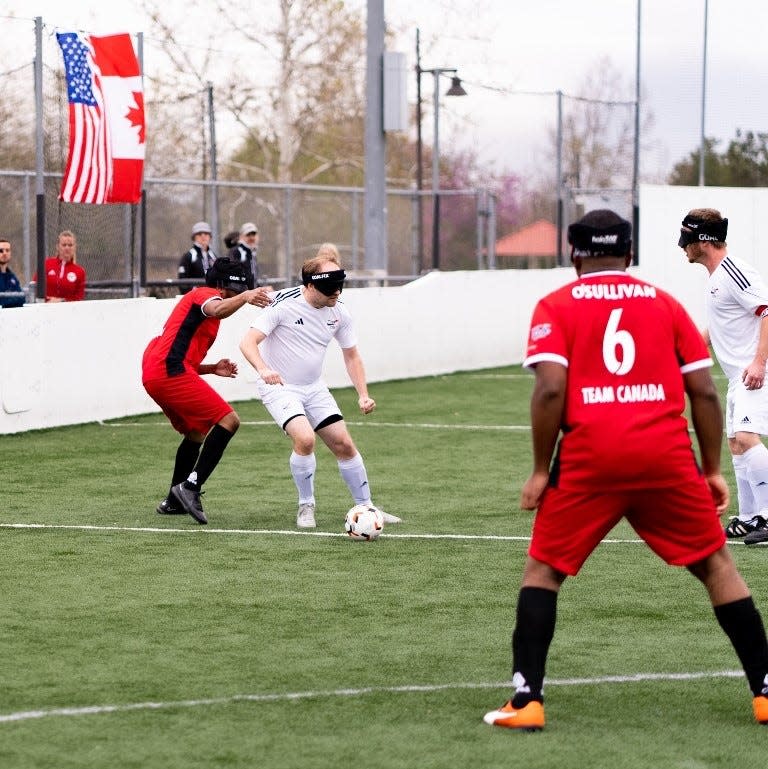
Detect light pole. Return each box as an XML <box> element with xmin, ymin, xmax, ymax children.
<box><xmin>415</xmin><ymin>49</ymin><xmax>466</xmax><ymax>271</ymax></box>
<box><xmin>699</xmin><ymin>0</ymin><xmax>709</xmax><ymax>186</ymax></box>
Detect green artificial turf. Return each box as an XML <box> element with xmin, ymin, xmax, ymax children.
<box><xmin>1</xmin><ymin>366</ymin><xmax>765</xmax><ymax>769</ymax></box>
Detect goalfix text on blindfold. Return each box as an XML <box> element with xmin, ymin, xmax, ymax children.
<box><xmin>678</xmin><ymin>215</ymin><xmax>728</xmax><ymax>248</ymax></box>
<box><xmin>303</xmin><ymin>268</ymin><xmax>347</xmax><ymax>296</ymax></box>
<box><xmin>567</xmin><ymin>219</ymin><xmax>632</xmax><ymax>257</ymax></box>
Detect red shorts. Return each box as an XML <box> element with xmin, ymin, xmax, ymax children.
<box><xmin>143</xmin><ymin>372</ymin><xmax>232</xmax><ymax>436</ymax></box>
<box><xmin>529</xmin><ymin>474</ymin><xmax>726</xmax><ymax>576</ymax></box>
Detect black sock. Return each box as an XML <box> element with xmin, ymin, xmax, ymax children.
<box><xmin>511</xmin><ymin>586</ymin><xmax>558</xmax><ymax>707</ymax></box>
<box><xmin>189</xmin><ymin>424</ymin><xmax>235</xmax><ymax>489</ymax></box>
<box><xmin>714</xmin><ymin>596</ymin><xmax>768</xmax><ymax>697</ymax></box>
<box><xmin>171</xmin><ymin>437</ymin><xmax>202</xmax><ymax>490</ymax></box>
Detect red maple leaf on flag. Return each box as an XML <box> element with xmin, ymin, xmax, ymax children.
<box><xmin>126</xmin><ymin>91</ymin><xmax>145</xmax><ymax>144</ymax></box>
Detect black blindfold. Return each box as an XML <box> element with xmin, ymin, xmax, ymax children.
<box><xmin>678</xmin><ymin>215</ymin><xmax>728</xmax><ymax>247</ymax></box>
<box><xmin>304</xmin><ymin>268</ymin><xmax>346</xmax><ymax>295</ymax></box>
<box><xmin>567</xmin><ymin>220</ymin><xmax>632</xmax><ymax>257</ymax></box>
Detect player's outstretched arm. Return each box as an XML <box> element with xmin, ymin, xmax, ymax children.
<box><xmin>207</xmin><ymin>288</ymin><xmax>271</xmax><ymax>319</ymax></box>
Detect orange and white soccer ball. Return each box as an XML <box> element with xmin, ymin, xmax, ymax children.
<box><xmin>344</xmin><ymin>504</ymin><xmax>384</xmax><ymax>541</ymax></box>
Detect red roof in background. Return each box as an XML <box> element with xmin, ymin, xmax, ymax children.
<box><xmin>495</xmin><ymin>219</ymin><xmax>557</xmax><ymax>257</ymax></box>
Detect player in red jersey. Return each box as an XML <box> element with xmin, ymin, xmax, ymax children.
<box><xmin>483</xmin><ymin>209</ymin><xmax>768</xmax><ymax>731</ymax></box>
<box><xmin>142</xmin><ymin>257</ymin><xmax>271</xmax><ymax>524</ymax></box>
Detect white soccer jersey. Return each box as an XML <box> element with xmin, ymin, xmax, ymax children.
<box><xmin>250</xmin><ymin>286</ymin><xmax>357</xmax><ymax>385</ymax></box>
<box><xmin>707</xmin><ymin>254</ymin><xmax>768</xmax><ymax>380</ymax></box>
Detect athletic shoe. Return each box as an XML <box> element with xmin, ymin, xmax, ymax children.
<box><xmin>483</xmin><ymin>700</ymin><xmax>545</xmax><ymax>731</ymax></box>
<box><xmin>171</xmin><ymin>483</ymin><xmax>208</xmax><ymax>525</ymax></box>
<box><xmin>754</xmin><ymin>695</ymin><xmax>768</xmax><ymax>724</ymax></box>
<box><xmin>724</xmin><ymin>515</ymin><xmax>767</xmax><ymax>538</ymax></box>
<box><xmin>296</xmin><ymin>502</ymin><xmax>316</xmax><ymax>528</ymax></box>
<box><xmin>379</xmin><ymin>509</ymin><xmax>402</xmax><ymax>524</ymax></box>
<box><xmin>744</xmin><ymin>527</ymin><xmax>768</xmax><ymax>546</ymax></box>
<box><xmin>156</xmin><ymin>497</ymin><xmax>185</xmax><ymax>516</ymax></box>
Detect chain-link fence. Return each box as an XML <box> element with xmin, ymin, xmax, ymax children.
<box><xmin>0</xmin><ymin>169</ymin><xmax>496</xmax><ymax>297</ymax></box>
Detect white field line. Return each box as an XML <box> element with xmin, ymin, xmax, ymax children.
<box><xmin>99</xmin><ymin>419</ymin><xmax>532</xmax><ymax>431</ymax></box>
<box><xmin>0</xmin><ymin>670</ymin><xmax>743</xmax><ymax>724</ymax></box>
<box><xmin>0</xmin><ymin>522</ymin><xmax>617</xmax><ymax>543</ymax></box>
<box><xmin>0</xmin><ymin>523</ymin><xmax>750</xmax><ymax>547</ymax></box>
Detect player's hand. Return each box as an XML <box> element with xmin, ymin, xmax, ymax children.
<box><xmin>358</xmin><ymin>396</ymin><xmax>376</xmax><ymax>414</ymax></box>
<box><xmin>214</xmin><ymin>358</ymin><xmax>238</xmax><ymax>378</ymax></box>
<box><xmin>258</xmin><ymin>367</ymin><xmax>284</xmax><ymax>385</ymax></box>
<box><xmin>246</xmin><ymin>288</ymin><xmax>272</xmax><ymax>308</ymax></box>
<box><xmin>705</xmin><ymin>472</ymin><xmax>730</xmax><ymax>514</ymax></box>
<box><xmin>520</xmin><ymin>471</ymin><xmax>549</xmax><ymax>510</ymax></box>
<box><xmin>742</xmin><ymin>361</ymin><xmax>765</xmax><ymax>390</ymax></box>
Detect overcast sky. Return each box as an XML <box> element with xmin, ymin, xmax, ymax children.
<box><xmin>5</xmin><ymin>0</ymin><xmax>767</xmax><ymax>181</ymax></box>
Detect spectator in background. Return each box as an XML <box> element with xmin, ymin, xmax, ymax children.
<box><xmin>229</xmin><ymin>222</ymin><xmax>263</xmax><ymax>290</ymax></box>
<box><xmin>40</xmin><ymin>230</ymin><xmax>86</xmax><ymax>302</ymax></box>
<box><xmin>0</xmin><ymin>238</ymin><xmax>25</xmax><ymax>308</ymax></box>
<box><xmin>223</xmin><ymin>230</ymin><xmax>240</xmax><ymax>250</ymax></box>
<box><xmin>178</xmin><ymin>221</ymin><xmax>217</xmax><ymax>295</ymax></box>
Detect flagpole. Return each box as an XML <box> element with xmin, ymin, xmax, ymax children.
<box><xmin>136</xmin><ymin>32</ymin><xmax>147</xmax><ymax>296</ymax></box>
<box><xmin>34</xmin><ymin>16</ymin><xmax>46</xmax><ymax>301</ymax></box>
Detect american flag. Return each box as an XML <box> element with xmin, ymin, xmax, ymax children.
<box><xmin>57</xmin><ymin>32</ymin><xmax>112</xmax><ymax>203</ymax></box>
<box><xmin>57</xmin><ymin>32</ymin><xmax>144</xmax><ymax>204</ymax></box>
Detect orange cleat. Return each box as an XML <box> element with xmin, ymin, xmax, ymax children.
<box><xmin>754</xmin><ymin>695</ymin><xmax>768</xmax><ymax>724</ymax></box>
<box><xmin>483</xmin><ymin>700</ymin><xmax>545</xmax><ymax>731</ymax></box>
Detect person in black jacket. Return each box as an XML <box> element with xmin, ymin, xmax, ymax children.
<box><xmin>228</xmin><ymin>222</ymin><xmax>261</xmax><ymax>290</ymax></box>
<box><xmin>0</xmin><ymin>238</ymin><xmax>25</xmax><ymax>308</ymax></box>
<box><xmin>178</xmin><ymin>221</ymin><xmax>217</xmax><ymax>294</ymax></box>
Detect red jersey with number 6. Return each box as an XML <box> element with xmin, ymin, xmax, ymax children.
<box><xmin>523</xmin><ymin>270</ymin><xmax>713</xmax><ymax>490</ymax></box>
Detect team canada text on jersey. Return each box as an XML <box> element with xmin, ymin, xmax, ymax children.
<box><xmin>581</xmin><ymin>383</ymin><xmax>666</xmax><ymax>404</ymax></box>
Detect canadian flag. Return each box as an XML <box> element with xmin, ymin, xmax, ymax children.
<box><xmin>57</xmin><ymin>32</ymin><xmax>145</xmax><ymax>204</ymax></box>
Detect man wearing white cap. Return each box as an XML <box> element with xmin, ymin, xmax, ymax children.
<box><xmin>178</xmin><ymin>221</ymin><xmax>218</xmax><ymax>294</ymax></box>
<box><xmin>229</xmin><ymin>222</ymin><xmax>261</xmax><ymax>290</ymax></box>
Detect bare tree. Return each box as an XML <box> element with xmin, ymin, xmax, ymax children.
<box><xmin>141</xmin><ymin>0</ymin><xmax>366</xmax><ymax>184</ymax></box>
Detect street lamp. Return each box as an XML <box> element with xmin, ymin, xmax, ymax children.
<box><xmin>415</xmin><ymin>32</ymin><xmax>466</xmax><ymax>271</ymax></box>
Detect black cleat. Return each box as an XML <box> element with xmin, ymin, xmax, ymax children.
<box><xmin>744</xmin><ymin>527</ymin><xmax>768</xmax><ymax>546</ymax></box>
<box><xmin>171</xmin><ymin>483</ymin><xmax>208</xmax><ymax>525</ymax></box>
<box><xmin>156</xmin><ymin>497</ymin><xmax>185</xmax><ymax>516</ymax></box>
<box><xmin>725</xmin><ymin>515</ymin><xmax>767</xmax><ymax>538</ymax></box>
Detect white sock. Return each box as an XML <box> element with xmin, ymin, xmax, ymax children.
<box><xmin>290</xmin><ymin>451</ymin><xmax>316</xmax><ymax>505</ymax></box>
<box><xmin>732</xmin><ymin>453</ymin><xmax>756</xmax><ymax>520</ymax></box>
<box><xmin>743</xmin><ymin>443</ymin><xmax>768</xmax><ymax>516</ymax></box>
<box><xmin>337</xmin><ymin>453</ymin><xmax>371</xmax><ymax>505</ymax></box>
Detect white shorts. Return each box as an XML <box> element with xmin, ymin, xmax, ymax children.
<box><xmin>257</xmin><ymin>379</ymin><xmax>342</xmax><ymax>431</ymax></box>
<box><xmin>725</xmin><ymin>376</ymin><xmax>768</xmax><ymax>437</ymax></box>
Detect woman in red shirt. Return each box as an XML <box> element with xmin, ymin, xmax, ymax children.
<box><xmin>43</xmin><ymin>230</ymin><xmax>86</xmax><ymax>302</ymax></box>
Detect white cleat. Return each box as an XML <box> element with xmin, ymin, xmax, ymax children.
<box><xmin>296</xmin><ymin>502</ymin><xmax>316</xmax><ymax>528</ymax></box>
<box><xmin>379</xmin><ymin>510</ymin><xmax>402</xmax><ymax>524</ymax></box>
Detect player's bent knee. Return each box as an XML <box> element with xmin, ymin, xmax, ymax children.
<box><xmin>219</xmin><ymin>410</ymin><xmax>240</xmax><ymax>432</ymax></box>
<box><xmin>293</xmin><ymin>436</ymin><xmax>316</xmax><ymax>454</ymax></box>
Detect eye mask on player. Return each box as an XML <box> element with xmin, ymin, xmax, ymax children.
<box><xmin>678</xmin><ymin>215</ymin><xmax>728</xmax><ymax>247</ymax></box>
<box><xmin>305</xmin><ymin>269</ymin><xmax>346</xmax><ymax>295</ymax></box>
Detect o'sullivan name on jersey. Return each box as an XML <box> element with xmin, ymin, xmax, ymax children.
<box><xmin>582</xmin><ymin>383</ymin><xmax>666</xmax><ymax>404</ymax></box>
<box><xmin>571</xmin><ymin>283</ymin><xmax>657</xmax><ymax>300</ymax></box>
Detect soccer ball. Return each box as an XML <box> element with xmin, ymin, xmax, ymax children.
<box><xmin>344</xmin><ymin>504</ymin><xmax>384</xmax><ymax>541</ymax></box>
